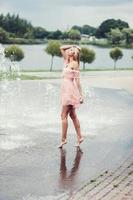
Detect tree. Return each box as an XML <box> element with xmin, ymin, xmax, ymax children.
<box><xmin>106</xmin><ymin>28</ymin><xmax>124</xmax><ymax>45</ymax></box>
<box><xmin>4</xmin><ymin>45</ymin><xmax>24</xmax><ymax>62</ymax></box>
<box><xmin>68</xmin><ymin>29</ymin><xmax>81</xmax><ymax>40</ymax></box>
<box><xmin>60</xmin><ymin>31</ymin><xmax>69</xmax><ymax>39</ymax></box>
<box><xmin>45</xmin><ymin>40</ymin><xmax>61</xmax><ymax>71</ymax></box>
<box><xmin>96</xmin><ymin>19</ymin><xmax>129</xmax><ymax>38</ymax></box>
<box><xmin>52</xmin><ymin>30</ymin><xmax>62</xmax><ymax>39</ymax></box>
<box><xmin>71</xmin><ymin>25</ymin><xmax>82</xmax><ymax>33</ymax></box>
<box><xmin>72</xmin><ymin>25</ymin><xmax>96</xmax><ymax>36</ymax></box>
<box><xmin>33</xmin><ymin>27</ymin><xmax>49</xmax><ymax>39</ymax></box>
<box><xmin>122</xmin><ymin>28</ymin><xmax>133</xmax><ymax>46</ymax></box>
<box><xmin>80</xmin><ymin>47</ymin><xmax>96</xmax><ymax>70</ymax></box>
<box><xmin>0</xmin><ymin>13</ymin><xmax>33</xmax><ymax>37</ymax></box>
<box><xmin>109</xmin><ymin>47</ymin><xmax>123</xmax><ymax>69</ymax></box>
<box><xmin>4</xmin><ymin>45</ymin><xmax>24</xmax><ymax>78</ymax></box>
<box><xmin>82</xmin><ymin>25</ymin><xmax>96</xmax><ymax>36</ymax></box>
<box><xmin>0</xmin><ymin>27</ymin><xmax>9</xmax><ymax>43</ymax></box>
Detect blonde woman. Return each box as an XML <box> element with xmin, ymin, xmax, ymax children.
<box><xmin>58</xmin><ymin>45</ymin><xmax>84</xmax><ymax>148</ymax></box>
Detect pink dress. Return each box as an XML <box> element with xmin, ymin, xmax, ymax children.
<box><xmin>60</xmin><ymin>61</ymin><xmax>81</xmax><ymax>109</ymax></box>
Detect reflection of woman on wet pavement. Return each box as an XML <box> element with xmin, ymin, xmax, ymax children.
<box><xmin>58</xmin><ymin>45</ymin><xmax>84</xmax><ymax>148</ymax></box>
<box><xmin>58</xmin><ymin>148</ymin><xmax>83</xmax><ymax>190</ymax></box>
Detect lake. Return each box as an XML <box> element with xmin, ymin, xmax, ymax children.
<box><xmin>4</xmin><ymin>44</ymin><xmax>133</xmax><ymax>70</ymax></box>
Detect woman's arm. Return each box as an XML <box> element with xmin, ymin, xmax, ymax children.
<box><xmin>74</xmin><ymin>45</ymin><xmax>81</xmax><ymax>52</ymax></box>
<box><xmin>75</xmin><ymin>77</ymin><xmax>84</xmax><ymax>97</ymax></box>
<box><xmin>60</xmin><ymin>45</ymin><xmax>73</xmax><ymax>59</ymax></box>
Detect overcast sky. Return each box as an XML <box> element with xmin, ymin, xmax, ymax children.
<box><xmin>0</xmin><ymin>0</ymin><xmax>133</xmax><ymax>31</ymax></box>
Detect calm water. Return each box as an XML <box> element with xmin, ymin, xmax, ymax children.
<box><xmin>4</xmin><ymin>44</ymin><xmax>133</xmax><ymax>70</ymax></box>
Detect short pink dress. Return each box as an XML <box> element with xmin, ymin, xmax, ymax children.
<box><xmin>60</xmin><ymin>61</ymin><xmax>81</xmax><ymax>109</ymax></box>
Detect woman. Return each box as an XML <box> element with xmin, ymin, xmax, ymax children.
<box><xmin>58</xmin><ymin>44</ymin><xmax>84</xmax><ymax>148</ymax></box>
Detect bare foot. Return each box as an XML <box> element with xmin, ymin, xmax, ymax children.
<box><xmin>74</xmin><ymin>137</ymin><xmax>84</xmax><ymax>147</ymax></box>
<box><xmin>58</xmin><ymin>140</ymin><xmax>67</xmax><ymax>148</ymax></box>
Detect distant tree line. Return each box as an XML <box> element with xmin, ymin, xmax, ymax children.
<box><xmin>71</xmin><ymin>25</ymin><xmax>97</xmax><ymax>36</ymax></box>
<box><xmin>0</xmin><ymin>13</ymin><xmax>133</xmax><ymax>47</ymax></box>
<box><xmin>0</xmin><ymin>13</ymin><xmax>81</xmax><ymax>42</ymax></box>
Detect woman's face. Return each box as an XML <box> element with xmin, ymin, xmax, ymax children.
<box><xmin>66</xmin><ymin>47</ymin><xmax>78</xmax><ymax>58</ymax></box>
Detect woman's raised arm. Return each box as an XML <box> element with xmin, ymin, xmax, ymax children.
<box><xmin>60</xmin><ymin>45</ymin><xmax>74</xmax><ymax>59</ymax></box>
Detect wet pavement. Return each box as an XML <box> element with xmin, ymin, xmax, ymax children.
<box><xmin>0</xmin><ymin>75</ymin><xmax>133</xmax><ymax>200</ymax></box>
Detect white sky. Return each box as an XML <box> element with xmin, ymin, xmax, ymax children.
<box><xmin>0</xmin><ymin>0</ymin><xmax>133</xmax><ymax>31</ymax></box>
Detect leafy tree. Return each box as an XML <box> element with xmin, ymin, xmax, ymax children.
<box><xmin>47</xmin><ymin>32</ymin><xmax>55</xmax><ymax>39</ymax></box>
<box><xmin>71</xmin><ymin>25</ymin><xmax>82</xmax><ymax>33</ymax></box>
<box><xmin>4</xmin><ymin>45</ymin><xmax>24</xmax><ymax>62</ymax></box>
<box><xmin>60</xmin><ymin>31</ymin><xmax>69</xmax><ymax>39</ymax></box>
<box><xmin>33</xmin><ymin>27</ymin><xmax>49</xmax><ymax>39</ymax></box>
<box><xmin>122</xmin><ymin>28</ymin><xmax>133</xmax><ymax>46</ymax></box>
<box><xmin>0</xmin><ymin>13</ymin><xmax>33</xmax><ymax>37</ymax></box>
<box><xmin>109</xmin><ymin>47</ymin><xmax>123</xmax><ymax>69</ymax></box>
<box><xmin>72</xmin><ymin>25</ymin><xmax>96</xmax><ymax>35</ymax></box>
<box><xmin>47</xmin><ymin>30</ymin><xmax>62</xmax><ymax>40</ymax></box>
<box><xmin>45</xmin><ymin>40</ymin><xmax>61</xmax><ymax>71</ymax></box>
<box><xmin>80</xmin><ymin>47</ymin><xmax>96</xmax><ymax>70</ymax></box>
<box><xmin>0</xmin><ymin>27</ymin><xmax>9</xmax><ymax>43</ymax></box>
<box><xmin>68</xmin><ymin>29</ymin><xmax>81</xmax><ymax>40</ymax></box>
<box><xmin>96</xmin><ymin>19</ymin><xmax>129</xmax><ymax>38</ymax></box>
<box><xmin>23</xmin><ymin>30</ymin><xmax>34</xmax><ymax>39</ymax></box>
<box><xmin>52</xmin><ymin>30</ymin><xmax>62</xmax><ymax>39</ymax></box>
<box><xmin>82</xmin><ymin>25</ymin><xmax>96</xmax><ymax>35</ymax></box>
<box><xmin>106</xmin><ymin>28</ymin><xmax>124</xmax><ymax>45</ymax></box>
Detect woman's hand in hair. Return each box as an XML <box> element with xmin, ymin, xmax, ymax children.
<box><xmin>60</xmin><ymin>45</ymin><xmax>73</xmax><ymax>50</ymax></box>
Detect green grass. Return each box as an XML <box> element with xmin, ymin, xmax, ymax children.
<box><xmin>21</xmin><ymin>69</ymin><xmax>62</xmax><ymax>72</ymax></box>
<box><xmin>0</xmin><ymin>67</ymin><xmax>133</xmax><ymax>80</ymax></box>
<box><xmin>20</xmin><ymin>74</ymin><xmax>60</xmax><ymax>80</ymax></box>
<box><xmin>21</xmin><ymin>67</ymin><xmax>133</xmax><ymax>72</ymax></box>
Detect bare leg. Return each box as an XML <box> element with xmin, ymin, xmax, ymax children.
<box><xmin>69</xmin><ymin>106</ymin><xmax>84</xmax><ymax>146</ymax></box>
<box><xmin>58</xmin><ymin>105</ymin><xmax>71</xmax><ymax>148</ymax></box>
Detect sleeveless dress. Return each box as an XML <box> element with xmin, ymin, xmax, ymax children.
<box><xmin>60</xmin><ymin>61</ymin><xmax>81</xmax><ymax>109</ymax></box>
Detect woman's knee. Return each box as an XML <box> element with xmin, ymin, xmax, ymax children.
<box><xmin>61</xmin><ymin>112</ymin><xmax>68</xmax><ymax>120</ymax></box>
<box><xmin>69</xmin><ymin>110</ymin><xmax>77</xmax><ymax>120</ymax></box>
<box><xmin>61</xmin><ymin>110</ymin><xmax>69</xmax><ymax>120</ymax></box>
<box><xmin>61</xmin><ymin>105</ymin><xmax>71</xmax><ymax>120</ymax></box>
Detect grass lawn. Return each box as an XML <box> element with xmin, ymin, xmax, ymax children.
<box><xmin>0</xmin><ymin>67</ymin><xmax>133</xmax><ymax>80</ymax></box>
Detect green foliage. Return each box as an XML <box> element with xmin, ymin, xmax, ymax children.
<box><xmin>68</xmin><ymin>29</ymin><xmax>81</xmax><ymax>40</ymax></box>
<box><xmin>106</xmin><ymin>28</ymin><xmax>124</xmax><ymax>45</ymax></box>
<box><xmin>45</xmin><ymin>40</ymin><xmax>61</xmax><ymax>56</ymax></box>
<box><xmin>45</xmin><ymin>40</ymin><xmax>61</xmax><ymax>71</ymax></box>
<box><xmin>109</xmin><ymin>47</ymin><xmax>123</xmax><ymax>69</ymax></box>
<box><xmin>47</xmin><ymin>30</ymin><xmax>62</xmax><ymax>40</ymax></box>
<box><xmin>0</xmin><ymin>13</ymin><xmax>132</xmax><ymax>48</ymax></box>
<box><xmin>60</xmin><ymin>31</ymin><xmax>69</xmax><ymax>39</ymax></box>
<box><xmin>80</xmin><ymin>47</ymin><xmax>96</xmax><ymax>70</ymax></box>
<box><xmin>0</xmin><ymin>13</ymin><xmax>33</xmax><ymax>37</ymax></box>
<box><xmin>4</xmin><ymin>45</ymin><xmax>24</xmax><ymax>62</ymax></box>
<box><xmin>71</xmin><ymin>25</ymin><xmax>82</xmax><ymax>33</ymax></box>
<box><xmin>82</xmin><ymin>25</ymin><xmax>96</xmax><ymax>35</ymax></box>
<box><xmin>122</xmin><ymin>28</ymin><xmax>133</xmax><ymax>46</ymax></box>
<box><xmin>33</xmin><ymin>27</ymin><xmax>49</xmax><ymax>39</ymax></box>
<box><xmin>96</xmin><ymin>19</ymin><xmax>129</xmax><ymax>38</ymax></box>
<box><xmin>52</xmin><ymin>30</ymin><xmax>62</xmax><ymax>39</ymax></box>
<box><xmin>72</xmin><ymin>25</ymin><xmax>96</xmax><ymax>36</ymax></box>
<box><xmin>0</xmin><ymin>27</ymin><xmax>9</xmax><ymax>42</ymax></box>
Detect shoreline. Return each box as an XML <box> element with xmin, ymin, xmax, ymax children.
<box><xmin>2</xmin><ymin>40</ymin><xmax>133</xmax><ymax>49</ymax></box>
